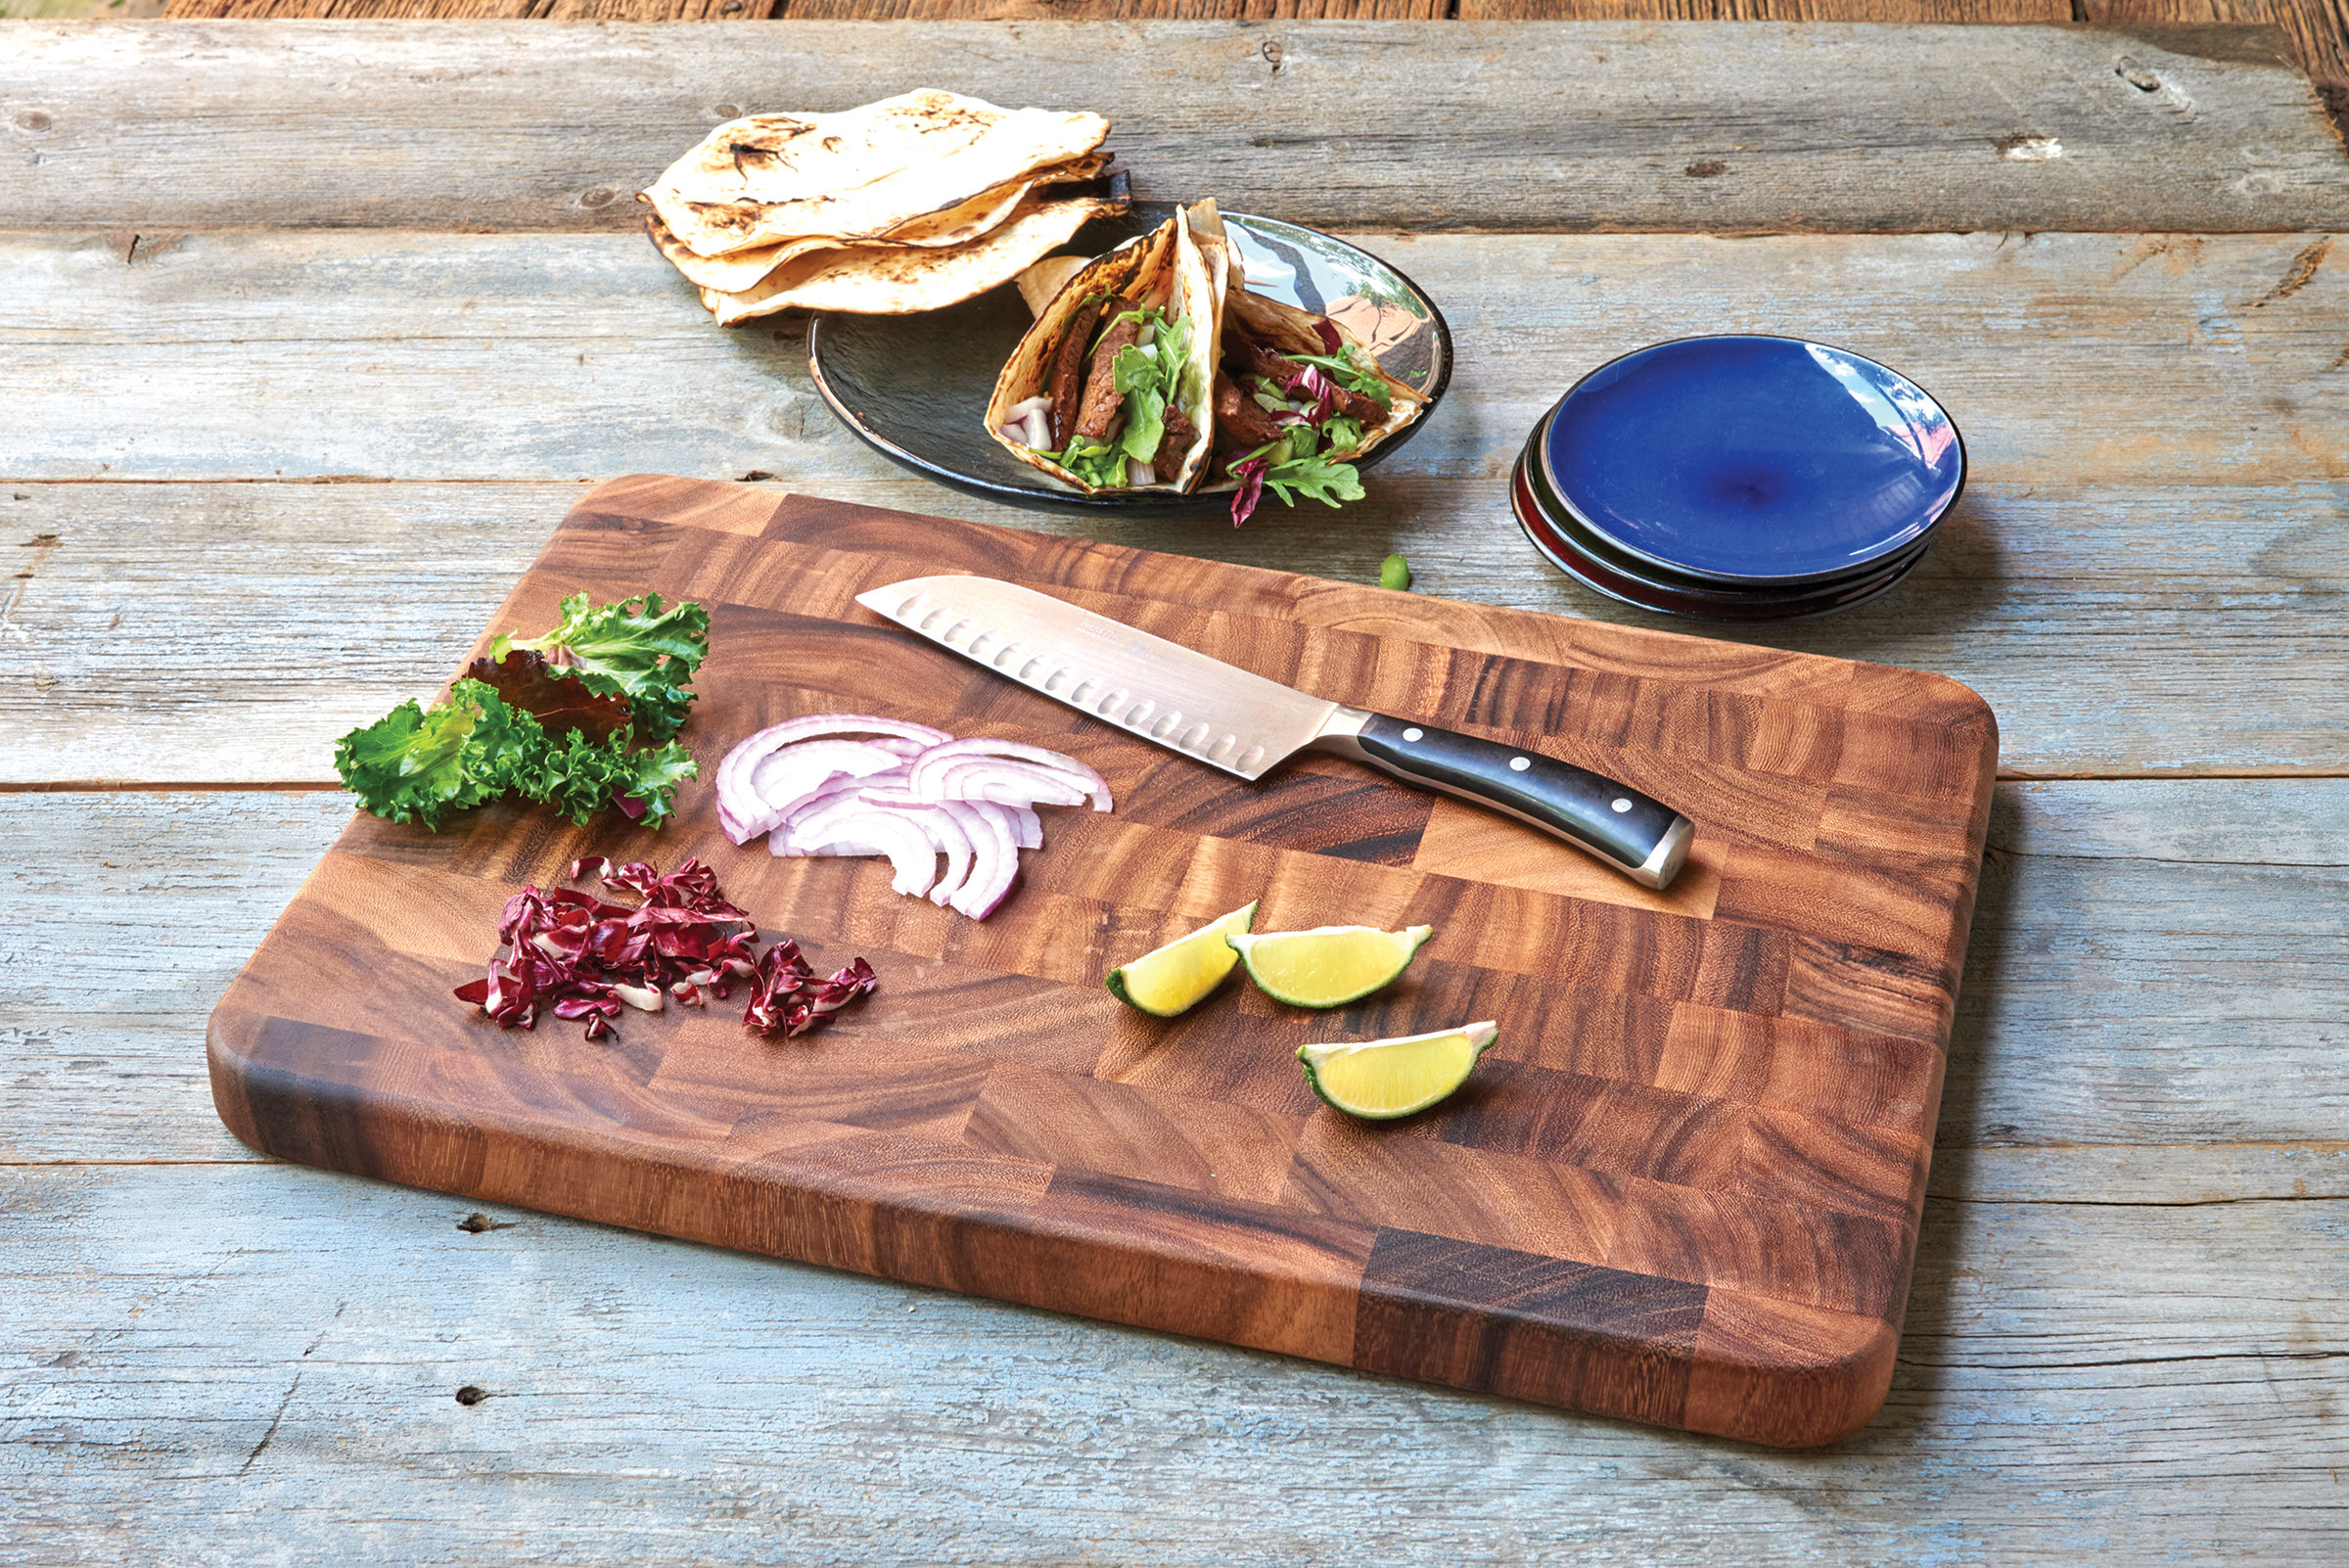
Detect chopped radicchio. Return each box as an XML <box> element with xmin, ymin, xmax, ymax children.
<box><xmin>741</xmin><ymin>943</ymin><xmax>879</xmax><ymax>1040</ymax></box>
<box><xmin>452</xmin><ymin>855</ymin><xmax>875</xmax><ymax>1042</ymax></box>
<box><xmin>1227</xmin><ymin>454</ymin><xmax>1270</xmax><ymax>530</ymax></box>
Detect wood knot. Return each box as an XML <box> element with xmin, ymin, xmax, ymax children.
<box><xmin>11</xmin><ymin>109</ymin><xmax>51</xmax><ymax>134</ymax></box>
<box><xmin>454</xmin><ymin>1386</ymin><xmax>489</xmax><ymax>1406</ymax></box>
<box><xmin>454</xmin><ymin>1212</ymin><xmax>511</xmax><ymax>1233</ymax></box>
<box><xmin>1262</xmin><ymin>39</ymin><xmax>1284</xmax><ymax>73</ymax></box>
<box><xmin>1683</xmin><ymin>161</ymin><xmax>1727</xmax><ymax>179</ymax></box>
<box><xmin>578</xmin><ymin>187</ymin><xmax>621</xmax><ymax>210</ymax></box>
<box><xmin>713</xmin><ymin>104</ymin><xmax>742</xmax><ymax>120</ymax></box>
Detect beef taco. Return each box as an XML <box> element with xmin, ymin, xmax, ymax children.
<box><xmin>1186</xmin><ymin>204</ymin><xmax>1430</xmax><ymax>526</ymax></box>
<box><xmin>985</xmin><ymin>208</ymin><xmax>1225</xmax><ymax>494</ymax></box>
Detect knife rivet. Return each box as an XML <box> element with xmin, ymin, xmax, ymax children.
<box><xmin>1509</xmin><ymin>757</ymin><xmax>1531</xmax><ymax>772</ymax></box>
<box><xmin>1612</xmin><ymin>798</ymin><xmax>1634</xmax><ymax>812</ymax></box>
<box><xmin>1403</xmin><ymin>727</ymin><xmax>1423</xmax><ymax>742</ymax></box>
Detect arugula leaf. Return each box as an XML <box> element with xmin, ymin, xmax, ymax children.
<box><xmin>1289</xmin><ymin>346</ymin><xmax>1393</xmax><ymax>412</ymax></box>
<box><xmin>1262</xmin><ymin>451</ymin><xmax>1365</xmax><ymax>510</ymax></box>
<box><xmin>495</xmin><ymin>592</ymin><xmax>710</xmax><ymax>744</ymax></box>
<box><xmin>1319</xmin><ymin>414</ymin><xmax>1367</xmax><ymax>455</ymax></box>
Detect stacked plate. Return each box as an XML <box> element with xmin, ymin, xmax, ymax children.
<box><xmin>1511</xmin><ymin>335</ymin><xmax>1965</xmax><ymax>620</ymax></box>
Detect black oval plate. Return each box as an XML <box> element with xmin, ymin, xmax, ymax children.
<box><xmin>806</xmin><ymin>205</ymin><xmax>1452</xmax><ymax>517</ymax></box>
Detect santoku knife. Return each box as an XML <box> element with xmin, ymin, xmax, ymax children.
<box><xmin>853</xmin><ymin>576</ymin><xmax>1694</xmax><ymax>890</ymax></box>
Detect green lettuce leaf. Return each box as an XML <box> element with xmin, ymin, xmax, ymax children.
<box><xmin>494</xmin><ymin>592</ymin><xmax>710</xmax><ymax>743</ymax></box>
<box><xmin>335</xmin><ymin>676</ymin><xmax>699</xmax><ymax>831</ymax></box>
<box><xmin>507</xmin><ymin>724</ymin><xmax>700</xmax><ymax>828</ymax></box>
<box><xmin>333</xmin><ymin>678</ymin><xmax>530</xmax><ymax>831</ymax></box>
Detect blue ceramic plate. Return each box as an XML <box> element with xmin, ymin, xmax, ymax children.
<box><xmin>1511</xmin><ymin>453</ymin><xmax>1925</xmax><ymax>622</ymax></box>
<box><xmin>1515</xmin><ymin>426</ymin><xmax>1932</xmax><ymax>603</ymax></box>
<box><xmin>807</xmin><ymin>205</ymin><xmax>1451</xmax><ymax>518</ymax></box>
<box><xmin>1537</xmin><ymin>336</ymin><xmax>1964</xmax><ymax>587</ymax></box>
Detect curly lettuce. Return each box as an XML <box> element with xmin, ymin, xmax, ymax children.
<box><xmin>492</xmin><ymin>592</ymin><xmax>709</xmax><ymax>743</ymax></box>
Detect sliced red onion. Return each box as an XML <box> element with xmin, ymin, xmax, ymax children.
<box><xmin>728</xmin><ymin>741</ymin><xmax>906</xmax><ymax>844</ymax></box>
<box><xmin>851</xmin><ymin>796</ymin><xmax>974</xmax><ymax>908</ymax></box>
<box><xmin>909</xmin><ymin>738</ymin><xmax>1111</xmax><ymax>811</ymax></box>
<box><xmin>947</xmin><ymin>801</ymin><xmax>1022</xmax><ymax>920</ymax></box>
<box><xmin>770</xmin><ymin>773</ymin><xmax>905</xmax><ymax>853</ymax></box>
<box><xmin>1128</xmin><ymin>460</ymin><xmax>1156</xmax><ymax>486</ymax></box>
<box><xmin>787</xmin><ymin>793</ymin><xmax>932</xmax><ymax>870</ymax></box>
<box><xmin>715</xmin><ymin>715</ymin><xmax>950</xmax><ymax>842</ymax></box>
<box><xmin>785</xmin><ymin>804</ymin><xmax>939</xmax><ymax>897</ymax></box>
<box><xmin>920</xmin><ymin>755</ymin><xmax>1088</xmax><ymax>809</ymax></box>
<box><xmin>717</xmin><ymin>715</ymin><xmax>1112</xmax><ymax>922</ymax></box>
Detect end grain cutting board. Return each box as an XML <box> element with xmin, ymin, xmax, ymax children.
<box><xmin>208</xmin><ymin>476</ymin><xmax>1998</xmax><ymax>1448</ymax></box>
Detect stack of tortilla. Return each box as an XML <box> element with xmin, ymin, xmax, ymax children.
<box><xmin>640</xmin><ymin>89</ymin><xmax>1127</xmax><ymax>323</ymax></box>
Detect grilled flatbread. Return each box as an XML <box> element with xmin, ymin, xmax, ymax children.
<box><xmin>649</xmin><ymin>153</ymin><xmax>1114</xmax><ymax>297</ymax></box>
<box><xmin>699</xmin><ymin>191</ymin><xmax>1128</xmax><ymax>324</ymax></box>
<box><xmin>644</xmin><ymin>90</ymin><xmax>1110</xmax><ymax>261</ymax></box>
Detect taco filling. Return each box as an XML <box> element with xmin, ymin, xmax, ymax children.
<box><xmin>1022</xmin><ymin>302</ymin><xmax>1199</xmax><ymax>487</ymax></box>
<box><xmin>1214</xmin><ymin>318</ymin><xmax>1397</xmax><ymax>527</ymax></box>
<box><xmin>986</xmin><ymin>210</ymin><xmax>1221</xmax><ymax>494</ymax></box>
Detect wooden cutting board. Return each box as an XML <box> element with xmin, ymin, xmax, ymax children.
<box><xmin>208</xmin><ymin>475</ymin><xmax>1998</xmax><ymax>1448</ymax></box>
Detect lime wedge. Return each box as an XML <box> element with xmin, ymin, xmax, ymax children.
<box><xmin>1299</xmin><ymin>1023</ymin><xmax>1497</xmax><ymax>1119</ymax></box>
<box><xmin>1226</xmin><ymin>924</ymin><xmax>1434</xmax><ymax>1009</ymax></box>
<box><xmin>1104</xmin><ymin>900</ymin><xmax>1259</xmax><ymax>1017</ymax></box>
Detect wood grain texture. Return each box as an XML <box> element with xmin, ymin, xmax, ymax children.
<box><xmin>4</xmin><ymin>474</ymin><xmax>2341</xmax><ymax>780</ymax></box>
<box><xmin>7</xmin><ymin>223</ymin><xmax>2341</xmax><ymax>775</ymax></box>
<box><xmin>2088</xmin><ymin>0</ymin><xmax>2349</xmax><ymax>88</ymax></box>
<box><xmin>195</xmin><ymin>476</ymin><xmax>2000</xmax><ymax>1445</ymax></box>
<box><xmin>7</xmin><ymin>22</ymin><xmax>2346</xmax><ymax>234</ymax></box>
<box><xmin>162</xmin><ymin>0</ymin><xmax>783</xmax><ymax>14</ymax></box>
<box><xmin>4</xmin><ymin>1162</ymin><xmax>2344</xmax><ymax>1565</ymax></box>
<box><xmin>14</xmin><ymin>781</ymin><xmax>2347</xmax><ymax>1190</ymax></box>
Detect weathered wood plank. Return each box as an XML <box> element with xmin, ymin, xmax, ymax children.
<box><xmin>7</xmin><ymin>784</ymin><xmax>2343</xmax><ymax>1178</ymax></box>
<box><xmin>10</xmin><ymin>228</ymin><xmax>2342</xmax><ymax>493</ymax></box>
<box><xmin>3</xmin><ymin>226</ymin><xmax>2341</xmax><ymax>773</ymax></box>
<box><xmin>165</xmin><ymin>0</ymin><xmax>1445</xmax><ymax>14</ymax></box>
<box><xmin>5</xmin><ymin>22</ymin><xmax>2346</xmax><ymax>234</ymax></box>
<box><xmin>2</xmin><ymin>477</ymin><xmax>2343</xmax><ymax>778</ymax></box>
<box><xmin>2088</xmin><ymin>0</ymin><xmax>2349</xmax><ymax>90</ymax></box>
<box><xmin>1460</xmin><ymin>0</ymin><xmax>2067</xmax><ymax>16</ymax></box>
<box><xmin>1</xmin><ymin>1161</ymin><xmax>2341</xmax><ymax>1563</ymax></box>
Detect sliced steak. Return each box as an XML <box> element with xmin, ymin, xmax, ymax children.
<box><xmin>1045</xmin><ymin>300</ymin><xmax>1102</xmax><ymax>448</ymax></box>
<box><xmin>1074</xmin><ymin>314</ymin><xmax>1143</xmax><ymax>441</ymax></box>
<box><xmin>1231</xmin><ymin>336</ymin><xmax>1300</xmax><ymax>389</ymax></box>
<box><xmin>1151</xmin><ymin>405</ymin><xmax>1200</xmax><ymax>473</ymax></box>
<box><xmin>1214</xmin><ymin>372</ymin><xmax>1287</xmax><ymax>451</ymax></box>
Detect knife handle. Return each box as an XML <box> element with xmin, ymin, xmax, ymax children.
<box><xmin>1327</xmin><ymin>712</ymin><xmax>1694</xmax><ymax>890</ymax></box>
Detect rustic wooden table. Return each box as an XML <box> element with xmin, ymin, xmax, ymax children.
<box><xmin>4</xmin><ymin>18</ymin><xmax>2346</xmax><ymax>1563</ymax></box>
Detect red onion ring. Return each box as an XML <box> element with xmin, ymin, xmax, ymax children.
<box><xmin>908</xmin><ymin>738</ymin><xmax>1111</xmax><ymax>811</ymax></box>
<box><xmin>714</xmin><ymin>715</ymin><xmax>1110</xmax><ymax>921</ymax></box>
<box><xmin>715</xmin><ymin>715</ymin><xmax>949</xmax><ymax>842</ymax></box>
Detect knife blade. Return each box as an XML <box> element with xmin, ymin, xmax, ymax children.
<box><xmin>853</xmin><ymin>575</ymin><xmax>1694</xmax><ymax>890</ymax></box>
